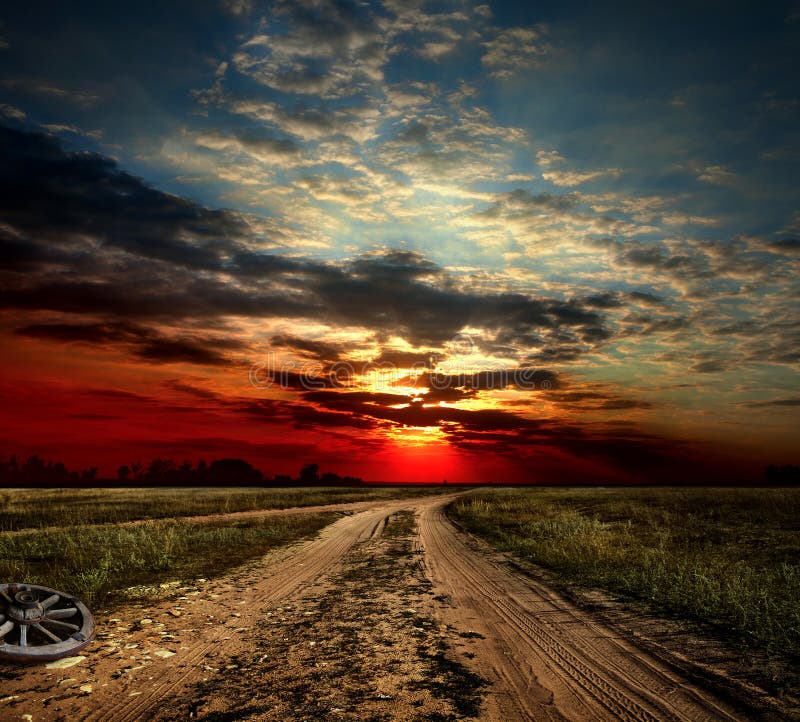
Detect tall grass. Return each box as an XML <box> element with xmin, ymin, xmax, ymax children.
<box><xmin>0</xmin><ymin>486</ymin><xmax>446</xmax><ymax>532</ymax></box>
<box><xmin>0</xmin><ymin>513</ymin><xmax>338</xmax><ymax>608</ymax></box>
<box><xmin>449</xmin><ymin>488</ymin><xmax>800</xmax><ymax>681</ymax></box>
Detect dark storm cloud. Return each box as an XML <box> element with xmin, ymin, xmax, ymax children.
<box><xmin>14</xmin><ymin>321</ymin><xmax>144</xmax><ymax>345</ymax></box>
<box><xmin>0</xmin><ymin>231</ymin><xmax>90</xmax><ymax>270</ymax></box>
<box><xmin>622</xmin><ymin>247</ymin><xmax>664</xmax><ymax>268</ymax></box>
<box><xmin>582</xmin><ymin>291</ymin><xmax>625</xmax><ymax>309</ymax></box>
<box><xmin>0</xmin><ymin>125</ymin><xmax>247</xmax><ymax>271</ymax></box>
<box><xmin>477</xmin><ymin>189</ymin><xmax>580</xmax><ymax>220</ymax></box>
<box><xmin>544</xmin><ymin>389</ymin><xmax>655</xmax><ymax>411</ymax></box>
<box><xmin>767</xmin><ymin>238</ymin><xmax>800</xmax><ymax>254</ymax></box>
<box><xmin>301</xmin><ymin>378</ymin><xmax>652</xmax><ymax>428</ymax></box>
<box><xmin>393</xmin><ymin>369</ymin><xmax>560</xmax><ymax>392</ymax></box>
<box><xmin>312</xmin><ymin>257</ymin><xmax>610</xmax><ymax>347</ymax></box>
<box><xmin>1</xmin><ymin>269</ymin><xmax>323</xmax><ymax>321</ymax></box>
<box><xmin>302</xmin><ymin>389</ymin><xmax>545</xmax><ymax>429</ymax></box>
<box><xmin>691</xmin><ymin>359</ymin><xmax>727</xmax><ymax>374</ymax></box>
<box><xmin>240</xmin><ymin>397</ymin><xmax>382</xmax><ymax>431</ymax></box>
<box><xmin>162</xmin><ymin>379</ymin><xmax>222</xmax><ymax>400</ymax></box>
<box><xmin>269</xmin><ymin>334</ymin><xmax>347</xmax><ymax>362</ymax></box>
<box><xmin>58</xmin><ymin>374</ymin><xmax>677</xmax><ymax>478</ymax></box>
<box><xmin>638</xmin><ymin>317</ymin><xmax>690</xmax><ymax>335</ymax></box>
<box><xmin>525</xmin><ymin>345</ymin><xmax>584</xmax><ymax>363</ymax></box>
<box><xmin>72</xmin><ymin>380</ymin><xmax>384</xmax><ymax>435</ymax></box>
<box><xmin>595</xmin><ymin>399</ymin><xmax>655</xmax><ymax>410</ymax></box>
<box><xmin>230</xmin><ymin>131</ymin><xmax>302</xmax><ymax>159</ymax></box>
<box><xmin>370</xmin><ymin>348</ymin><xmax>439</xmax><ymax>369</ymax></box>
<box><xmin>299</xmin><ymin>386</ymin><xmax>669</xmax><ymax>471</ymax></box>
<box><xmin>441</xmin><ymin>426</ymin><xmax>675</xmax><ymax>473</ymax></box>
<box><xmin>15</xmin><ymin>321</ymin><xmax>247</xmax><ymax>366</ymax></box>
<box><xmin>744</xmin><ymin>397</ymin><xmax>800</xmax><ymax>407</ymax></box>
<box><xmin>1</xmin><ymin>124</ymin><xmax>616</xmax><ymax>359</ymax></box>
<box><xmin>134</xmin><ymin>338</ymin><xmax>235</xmax><ymax>366</ymax></box>
<box><xmin>628</xmin><ymin>291</ymin><xmax>667</xmax><ymax>306</ymax></box>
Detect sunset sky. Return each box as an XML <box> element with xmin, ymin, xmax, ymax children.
<box><xmin>0</xmin><ymin>1</ymin><xmax>798</xmax><ymax>483</ymax></box>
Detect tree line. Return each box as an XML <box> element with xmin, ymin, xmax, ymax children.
<box><xmin>0</xmin><ymin>454</ymin><xmax>365</xmax><ymax>487</ymax></box>
<box><xmin>764</xmin><ymin>464</ymin><xmax>800</xmax><ymax>486</ymax></box>
<box><xmin>0</xmin><ymin>454</ymin><xmax>98</xmax><ymax>485</ymax></box>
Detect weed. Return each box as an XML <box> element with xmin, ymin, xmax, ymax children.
<box><xmin>449</xmin><ymin>487</ymin><xmax>800</xmax><ymax>693</ymax></box>
<box><xmin>0</xmin><ymin>513</ymin><xmax>338</xmax><ymax>608</ymax></box>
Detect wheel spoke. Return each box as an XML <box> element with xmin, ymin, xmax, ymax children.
<box><xmin>0</xmin><ymin>590</ymin><xmax>13</xmax><ymax>605</ymax></box>
<box><xmin>18</xmin><ymin>625</ymin><xmax>27</xmax><ymax>647</ymax></box>
<box><xmin>41</xmin><ymin>618</ymin><xmax>80</xmax><ymax>632</ymax></box>
<box><xmin>0</xmin><ymin>620</ymin><xmax>13</xmax><ymax>638</ymax></box>
<box><xmin>34</xmin><ymin>623</ymin><xmax>62</xmax><ymax>644</ymax></box>
<box><xmin>45</xmin><ymin>606</ymin><xmax>78</xmax><ymax>619</ymax></box>
<box><xmin>41</xmin><ymin>594</ymin><xmax>61</xmax><ymax>610</ymax></box>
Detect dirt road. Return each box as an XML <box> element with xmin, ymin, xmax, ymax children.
<box><xmin>0</xmin><ymin>494</ymin><xmax>767</xmax><ymax>721</ymax></box>
<box><xmin>417</xmin><ymin>500</ymin><xmax>751</xmax><ymax>722</ymax></box>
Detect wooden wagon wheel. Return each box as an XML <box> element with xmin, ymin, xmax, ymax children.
<box><xmin>0</xmin><ymin>583</ymin><xmax>95</xmax><ymax>662</ymax></box>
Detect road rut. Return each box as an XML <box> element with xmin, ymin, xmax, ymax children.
<box><xmin>418</xmin><ymin>498</ymin><xmax>747</xmax><ymax>721</ymax></box>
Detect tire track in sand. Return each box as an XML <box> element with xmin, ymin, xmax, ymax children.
<box><xmin>100</xmin><ymin>501</ymin><xmax>431</xmax><ymax>722</ymax></box>
<box><xmin>1</xmin><ymin>497</ymin><xmax>461</xmax><ymax>722</ymax></box>
<box><xmin>416</xmin><ymin>498</ymin><xmax>749</xmax><ymax>722</ymax></box>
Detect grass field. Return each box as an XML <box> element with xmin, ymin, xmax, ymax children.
<box><xmin>0</xmin><ymin>485</ymin><xmax>447</xmax><ymax>609</ymax></box>
<box><xmin>0</xmin><ymin>485</ymin><xmax>447</xmax><ymax>532</ymax></box>
<box><xmin>0</xmin><ymin>513</ymin><xmax>339</xmax><ymax>608</ymax></box>
<box><xmin>449</xmin><ymin>487</ymin><xmax>800</xmax><ymax>691</ymax></box>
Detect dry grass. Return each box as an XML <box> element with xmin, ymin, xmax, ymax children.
<box><xmin>0</xmin><ymin>486</ymin><xmax>449</xmax><ymax>610</ymax></box>
<box><xmin>0</xmin><ymin>485</ymin><xmax>447</xmax><ymax>532</ymax></box>
<box><xmin>449</xmin><ymin>487</ymin><xmax>800</xmax><ymax>693</ymax></box>
<box><xmin>0</xmin><ymin>513</ymin><xmax>338</xmax><ymax>608</ymax></box>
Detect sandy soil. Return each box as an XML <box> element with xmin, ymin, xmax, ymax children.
<box><xmin>0</xmin><ymin>493</ymin><xmax>788</xmax><ymax>721</ymax></box>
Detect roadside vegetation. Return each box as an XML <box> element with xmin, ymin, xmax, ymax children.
<box><xmin>0</xmin><ymin>486</ymin><xmax>449</xmax><ymax>612</ymax></box>
<box><xmin>449</xmin><ymin>487</ymin><xmax>800</xmax><ymax>693</ymax></box>
<box><xmin>0</xmin><ymin>485</ymin><xmax>448</xmax><ymax>532</ymax></box>
<box><xmin>0</xmin><ymin>512</ymin><xmax>339</xmax><ymax>608</ymax></box>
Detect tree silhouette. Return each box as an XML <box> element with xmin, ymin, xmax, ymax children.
<box><xmin>299</xmin><ymin>463</ymin><xmax>320</xmax><ymax>485</ymax></box>
<box><xmin>765</xmin><ymin>464</ymin><xmax>800</xmax><ymax>485</ymax></box>
<box><xmin>0</xmin><ymin>451</ymin><xmax>364</xmax><ymax>487</ymax></box>
<box><xmin>207</xmin><ymin>458</ymin><xmax>262</xmax><ymax>486</ymax></box>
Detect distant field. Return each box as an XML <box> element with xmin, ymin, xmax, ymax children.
<box><xmin>0</xmin><ymin>485</ymin><xmax>448</xmax><ymax>531</ymax></box>
<box><xmin>449</xmin><ymin>487</ymin><xmax>800</xmax><ymax>692</ymax></box>
<box><xmin>0</xmin><ymin>485</ymin><xmax>447</xmax><ymax>609</ymax></box>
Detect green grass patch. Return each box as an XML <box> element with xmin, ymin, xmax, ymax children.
<box><xmin>0</xmin><ymin>512</ymin><xmax>338</xmax><ymax>608</ymax></box>
<box><xmin>0</xmin><ymin>486</ymin><xmax>449</xmax><ymax>532</ymax></box>
<box><xmin>449</xmin><ymin>487</ymin><xmax>800</xmax><ymax>691</ymax></box>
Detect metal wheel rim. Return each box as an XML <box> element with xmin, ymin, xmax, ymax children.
<box><xmin>0</xmin><ymin>583</ymin><xmax>95</xmax><ymax>662</ymax></box>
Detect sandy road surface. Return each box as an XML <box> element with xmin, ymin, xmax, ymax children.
<box><xmin>1</xmin><ymin>493</ymin><xmax>760</xmax><ymax>721</ymax></box>
<box><xmin>418</xmin><ymin>500</ymin><xmax>748</xmax><ymax>722</ymax></box>
<box><xmin>0</xmin><ymin>495</ymin><xmax>432</xmax><ymax>721</ymax></box>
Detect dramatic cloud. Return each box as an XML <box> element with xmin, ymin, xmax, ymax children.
<box><xmin>0</xmin><ymin>126</ymin><xmax>616</xmax><ymax>356</ymax></box>
<box><xmin>482</xmin><ymin>26</ymin><xmax>553</xmax><ymax>78</ymax></box>
<box><xmin>15</xmin><ymin>322</ymin><xmax>248</xmax><ymax>366</ymax></box>
<box><xmin>0</xmin><ymin>1</ymin><xmax>797</xmax><ymax>481</ymax></box>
